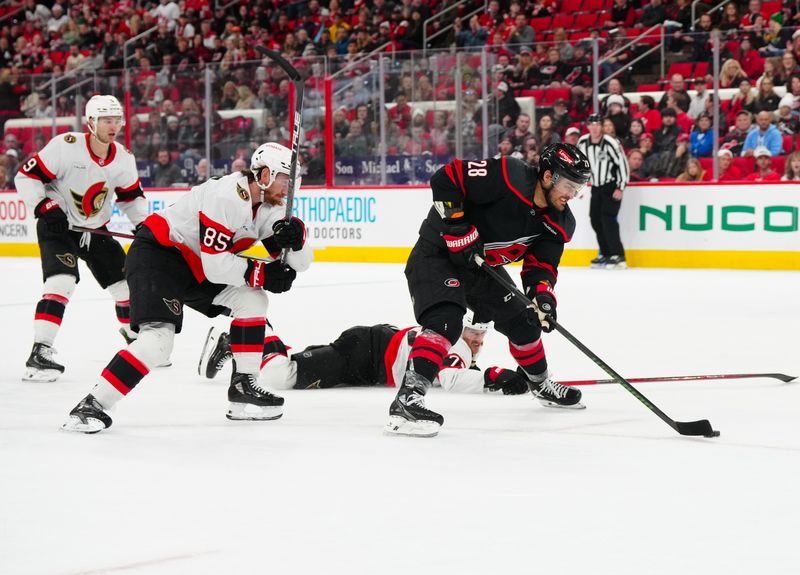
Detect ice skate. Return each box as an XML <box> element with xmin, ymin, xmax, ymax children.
<box><xmin>22</xmin><ymin>343</ymin><xmax>65</xmax><ymax>382</ymax></box>
<box><xmin>119</xmin><ymin>327</ymin><xmax>172</xmax><ymax>367</ymax></box>
<box><xmin>226</xmin><ymin>372</ymin><xmax>284</xmax><ymax>420</ymax></box>
<box><xmin>198</xmin><ymin>327</ymin><xmax>232</xmax><ymax>379</ymax></box>
<box><xmin>590</xmin><ymin>255</ymin><xmax>607</xmax><ymax>269</ymax></box>
<box><xmin>605</xmin><ymin>256</ymin><xmax>627</xmax><ymax>270</ymax></box>
<box><xmin>523</xmin><ymin>369</ymin><xmax>585</xmax><ymax>409</ymax></box>
<box><xmin>385</xmin><ymin>372</ymin><xmax>443</xmax><ymax>437</ymax></box>
<box><xmin>61</xmin><ymin>394</ymin><xmax>112</xmax><ymax>433</ymax></box>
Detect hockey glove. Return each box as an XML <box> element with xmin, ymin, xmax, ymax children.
<box><xmin>443</xmin><ymin>223</ymin><xmax>482</xmax><ymax>269</ymax></box>
<box><xmin>244</xmin><ymin>259</ymin><xmax>267</xmax><ymax>288</ymax></box>
<box><xmin>526</xmin><ymin>281</ymin><xmax>557</xmax><ymax>333</ymax></box>
<box><xmin>484</xmin><ymin>367</ymin><xmax>529</xmax><ymax>395</ymax></box>
<box><xmin>35</xmin><ymin>198</ymin><xmax>69</xmax><ymax>235</ymax></box>
<box><xmin>262</xmin><ymin>261</ymin><xmax>297</xmax><ymax>293</ymax></box>
<box><xmin>272</xmin><ymin>217</ymin><xmax>306</xmax><ymax>251</ymax></box>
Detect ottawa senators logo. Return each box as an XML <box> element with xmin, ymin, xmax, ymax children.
<box><xmin>64</xmin><ymin>134</ymin><xmax>76</xmax><ymax>144</ymax></box>
<box><xmin>162</xmin><ymin>298</ymin><xmax>182</xmax><ymax>316</ymax></box>
<box><xmin>55</xmin><ymin>253</ymin><xmax>77</xmax><ymax>267</ymax></box>
<box><xmin>236</xmin><ymin>183</ymin><xmax>250</xmax><ymax>202</ymax></box>
<box><xmin>71</xmin><ymin>181</ymin><xmax>109</xmax><ymax>218</ymax></box>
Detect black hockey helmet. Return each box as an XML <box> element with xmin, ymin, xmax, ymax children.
<box><xmin>538</xmin><ymin>143</ymin><xmax>591</xmax><ymax>188</ymax></box>
<box><xmin>587</xmin><ymin>113</ymin><xmax>603</xmax><ymax>124</ymax></box>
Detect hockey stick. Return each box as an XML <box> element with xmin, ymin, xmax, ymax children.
<box><xmin>474</xmin><ymin>254</ymin><xmax>720</xmax><ymax>438</ymax></box>
<box><xmin>562</xmin><ymin>373</ymin><xmax>797</xmax><ymax>386</ymax></box>
<box><xmin>254</xmin><ymin>45</ymin><xmax>304</xmax><ymax>265</ymax></box>
<box><xmin>72</xmin><ymin>225</ymin><xmax>275</xmax><ymax>263</ymax></box>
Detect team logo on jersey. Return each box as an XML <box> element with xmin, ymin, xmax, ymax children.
<box><xmin>236</xmin><ymin>183</ymin><xmax>250</xmax><ymax>202</ymax></box>
<box><xmin>71</xmin><ymin>181</ymin><xmax>109</xmax><ymax>218</ymax></box>
<box><xmin>162</xmin><ymin>298</ymin><xmax>182</xmax><ymax>315</ymax></box>
<box><xmin>55</xmin><ymin>253</ymin><xmax>77</xmax><ymax>267</ymax></box>
<box><xmin>64</xmin><ymin>134</ymin><xmax>76</xmax><ymax>144</ymax></box>
<box><xmin>444</xmin><ymin>278</ymin><xmax>460</xmax><ymax>288</ymax></box>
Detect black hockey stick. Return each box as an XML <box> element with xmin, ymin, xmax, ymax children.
<box><xmin>474</xmin><ymin>255</ymin><xmax>720</xmax><ymax>438</ymax></box>
<box><xmin>561</xmin><ymin>373</ymin><xmax>797</xmax><ymax>386</ymax></box>
<box><xmin>72</xmin><ymin>225</ymin><xmax>134</xmax><ymax>239</ymax></box>
<box><xmin>254</xmin><ymin>45</ymin><xmax>304</xmax><ymax>265</ymax></box>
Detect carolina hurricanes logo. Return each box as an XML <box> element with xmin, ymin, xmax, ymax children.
<box><xmin>483</xmin><ymin>243</ymin><xmax>528</xmax><ymax>266</ymax></box>
<box><xmin>70</xmin><ymin>181</ymin><xmax>109</xmax><ymax>218</ymax></box>
<box><xmin>444</xmin><ymin>278</ymin><xmax>460</xmax><ymax>288</ymax></box>
<box><xmin>56</xmin><ymin>253</ymin><xmax>77</xmax><ymax>267</ymax></box>
<box><xmin>162</xmin><ymin>298</ymin><xmax>182</xmax><ymax>315</ymax></box>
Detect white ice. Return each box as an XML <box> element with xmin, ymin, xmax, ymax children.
<box><xmin>0</xmin><ymin>258</ymin><xmax>798</xmax><ymax>575</ymax></box>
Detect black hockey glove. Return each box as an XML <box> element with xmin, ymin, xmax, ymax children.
<box><xmin>483</xmin><ymin>367</ymin><xmax>529</xmax><ymax>395</ymax></box>
<box><xmin>262</xmin><ymin>261</ymin><xmax>297</xmax><ymax>293</ymax></box>
<box><xmin>35</xmin><ymin>198</ymin><xmax>68</xmax><ymax>235</ymax></box>
<box><xmin>272</xmin><ymin>217</ymin><xmax>306</xmax><ymax>251</ymax></box>
<box><xmin>443</xmin><ymin>223</ymin><xmax>483</xmax><ymax>269</ymax></box>
<box><xmin>525</xmin><ymin>281</ymin><xmax>557</xmax><ymax>333</ymax></box>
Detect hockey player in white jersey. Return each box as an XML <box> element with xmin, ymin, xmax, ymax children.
<box><xmin>198</xmin><ymin>312</ymin><xmax>530</xmax><ymax>396</ymax></box>
<box><xmin>61</xmin><ymin>142</ymin><xmax>312</xmax><ymax>433</ymax></box>
<box><xmin>15</xmin><ymin>95</ymin><xmax>147</xmax><ymax>382</ymax></box>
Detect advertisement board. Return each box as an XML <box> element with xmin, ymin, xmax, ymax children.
<box><xmin>1</xmin><ymin>183</ymin><xmax>798</xmax><ymax>269</ymax></box>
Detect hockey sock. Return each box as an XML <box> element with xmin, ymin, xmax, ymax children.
<box><xmin>404</xmin><ymin>329</ymin><xmax>452</xmax><ymax>386</ymax></box>
<box><xmin>261</xmin><ymin>334</ymin><xmax>289</xmax><ymax>369</ymax></box>
<box><xmin>33</xmin><ymin>294</ymin><xmax>68</xmax><ymax>346</ymax></box>
<box><xmin>93</xmin><ymin>350</ymin><xmax>150</xmax><ymax>409</ymax></box>
<box><xmin>115</xmin><ymin>299</ymin><xmax>132</xmax><ymax>332</ymax></box>
<box><xmin>230</xmin><ymin>317</ymin><xmax>266</xmax><ymax>375</ymax></box>
<box><xmin>509</xmin><ymin>338</ymin><xmax>548</xmax><ymax>378</ymax></box>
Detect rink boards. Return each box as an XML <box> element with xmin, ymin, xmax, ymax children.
<box><xmin>0</xmin><ymin>182</ymin><xmax>798</xmax><ymax>270</ymax></box>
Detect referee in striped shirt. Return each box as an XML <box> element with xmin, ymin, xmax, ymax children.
<box><xmin>577</xmin><ymin>114</ymin><xmax>630</xmax><ymax>269</ymax></box>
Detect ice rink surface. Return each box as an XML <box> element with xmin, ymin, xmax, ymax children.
<box><xmin>0</xmin><ymin>257</ymin><xmax>798</xmax><ymax>575</ymax></box>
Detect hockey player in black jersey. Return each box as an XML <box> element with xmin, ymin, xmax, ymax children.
<box><xmin>386</xmin><ymin>143</ymin><xmax>592</xmax><ymax>437</ymax></box>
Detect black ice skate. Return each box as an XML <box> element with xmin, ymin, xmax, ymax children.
<box><xmin>22</xmin><ymin>343</ymin><xmax>65</xmax><ymax>382</ymax></box>
<box><xmin>385</xmin><ymin>372</ymin><xmax>444</xmax><ymax>438</ymax></box>
<box><xmin>605</xmin><ymin>255</ymin><xmax>627</xmax><ymax>270</ymax></box>
<box><xmin>590</xmin><ymin>255</ymin><xmax>607</xmax><ymax>269</ymax></box>
<box><xmin>227</xmin><ymin>372</ymin><xmax>284</xmax><ymax>420</ymax></box>
<box><xmin>198</xmin><ymin>327</ymin><xmax>232</xmax><ymax>379</ymax></box>
<box><xmin>61</xmin><ymin>394</ymin><xmax>113</xmax><ymax>433</ymax></box>
<box><xmin>522</xmin><ymin>368</ymin><xmax>585</xmax><ymax>409</ymax></box>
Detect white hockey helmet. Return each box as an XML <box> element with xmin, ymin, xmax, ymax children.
<box><xmin>463</xmin><ymin>310</ymin><xmax>491</xmax><ymax>333</ymax></box>
<box><xmin>85</xmin><ymin>95</ymin><xmax>125</xmax><ymax>134</ymax></box>
<box><xmin>250</xmin><ymin>142</ymin><xmax>292</xmax><ymax>192</ymax></box>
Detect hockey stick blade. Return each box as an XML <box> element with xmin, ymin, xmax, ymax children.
<box><xmin>474</xmin><ymin>255</ymin><xmax>720</xmax><ymax>438</ymax></box>
<box><xmin>562</xmin><ymin>373</ymin><xmax>798</xmax><ymax>386</ymax></box>
<box><xmin>72</xmin><ymin>225</ymin><xmax>134</xmax><ymax>239</ymax></box>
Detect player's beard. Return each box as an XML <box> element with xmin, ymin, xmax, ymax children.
<box><xmin>543</xmin><ymin>185</ymin><xmax>564</xmax><ymax>212</ymax></box>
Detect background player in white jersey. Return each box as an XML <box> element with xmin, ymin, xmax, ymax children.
<box><xmin>197</xmin><ymin>312</ymin><xmax>530</xmax><ymax>396</ymax></box>
<box><xmin>61</xmin><ymin>143</ymin><xmax>311</xmax><ymax>433</ymax></box>
<box><xmin>15</xmin><ymin>95</ymin><xmax>147</xmax><ymax>382</ymax></box>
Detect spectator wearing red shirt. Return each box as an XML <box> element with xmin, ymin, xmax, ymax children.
<box><xmin>634</xmin><ymin>95</ymin><xmax>662</xmax><ymax>133</ymax></box>
<box><xmin>740</xmin><ymin>0</ymin><xmax>765</xmax><ymax>30</ymax></box>
<box><xmin>715</xmin><ymin>149</ymin><xmax>743</xmax><ymax>181</ymax></box>
<box><xmin>745</xmin><ymin>146</ymin><xmax>781</xmax><ymax>180</ymax></box>
<box><xmin>389</xmin><ymin>91</ymin><xmax>412</xmax><ymax>133</ymax></box>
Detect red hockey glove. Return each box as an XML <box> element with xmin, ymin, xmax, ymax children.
<box><xmin>443</xmin><ymin>223</ymin><xmax>482</xmax><ymax>269</ymax></box>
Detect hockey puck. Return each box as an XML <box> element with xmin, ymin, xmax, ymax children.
<box><xmin>705</xmin><ymin>430</ymin><xmax>721</xmax><ymax>438</ymax></box>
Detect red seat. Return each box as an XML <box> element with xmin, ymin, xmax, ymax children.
<box><xmin>732</xmin><ymin>156</ymin><xmax>755</xmax><ymax>176</ymax></box>
<box><xmin>636</xmin><ymin>83</ymin><xmax>661</xmax><ymax>92</ymax></box>
<box><xmin>551</xmin><ymin>14</ymin><xmax>574</xmax><ymax>30</ymax></box>
<box><xmin>560</xmin><ymin>0</ymin><xmax>584</xmax><ymax>13</ymax></box>
<box><xmin>699</xmin><ymin>157</ymin><xmax>713</xmax><ymax>173</ymax></box>
<box><xmin>530</xmin><ymin>17</ymin><xmax>551</xmax><ymax>33</ymax></box>
<box><xmin>520</xmin><ymin>89</ymin><xmax>545</xmax><ymax>103</ymax></box>
<box><xmin>772</xmin><ymin>155</ymin><xmax>787</xmax><ymax>175</ymax></box>
<box><xmin>583</xmin><ymin>0</ymin><xmax>605</xmax><ymax>11</ymax></box>
<box><xmin>693</xmin><ymin>62</ymin><xmax>709</xmax><ymax>79</ymax></box>
<box><xmin>783</xmin><ymin>134</ymin><xmax>794</xmax><ymax>154</ymax></box>
<box><xmin>720</xmin><ymin>99</ymin><xmax>731</xmax><ymax>112</ymax></box>
<box><xmin>667</xmin><ymin>62</ymin><xmax>693</xmax><ymax>79</ymax></box>
<box><xmin>762</xmin><ymin>1</ymin><xmax>782</xmax><ymax>17</ymax></box>
<box><xmin>574</xmin><ymin>13</ymin><xmax>599</xmax><ymax>30</ymax></box>
<box><xmin>541</xmin><ymin>88</ymin><xmax>571</xmax><ymax>106</ymax></box>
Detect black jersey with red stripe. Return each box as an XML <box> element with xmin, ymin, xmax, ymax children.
<box><xmin>418</xmin><ymin>156</ymin><xmax>575</xmax><ymax>288</ymax></box>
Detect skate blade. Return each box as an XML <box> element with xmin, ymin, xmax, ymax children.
<box><xmin>197</xmin><ymin>327</ymin><xmax>217</xmax><ymax>377</ymax></box>
<box><xmin>590</xmin><ymin>263</ymin><xmax>607</xmax><ymax>269</ymax></box>
<box><xmin>383</xmin><ymin>415</ymin><xmax>441</xmax><ymax>437</ymax></box>
<box><xmin>226</xmin><ymin>402</ymin><xmax>283</xmax><ymax>421</ymax></box>
<box><xmin>60</xmin><ymin>416</ymin><xmax>108</xmax><ymax>434</ymax></box>
<box><xmin>605</xmin><ymin>263</ymin><xmax>628</xmax><ymax>270</ymax></box>
<box><xmin>156</xmin><ymin>360</ymin><xmax>172</xmax><ymax>368</ymax></box>
<box><xmin>22</xmin><ymin>368</ymin><xmax>61</xmax><ymax>382</ymax></box>
<box><xmin>536</xmin><ymin>398</ymin><xmax>586</xmax><ymax>410</ymax></box>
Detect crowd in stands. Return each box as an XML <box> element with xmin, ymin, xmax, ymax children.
<box><xmin>3</xmin><ymin>0</ymin><xmax>800</xmax><ymax>186</ymax></box>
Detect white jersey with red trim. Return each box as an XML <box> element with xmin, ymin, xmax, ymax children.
<box><xmin>15</xmin><ymin>132</ymin><xmax>147</xmax><ymax>227</ymax></box>
<box><xmin>389</xmin><ymin>328</ymin><xmax>485</xmax><ymax>393</ymax></box>
<box><xmin>144</xmin><ymin>172</ymin><xmax>311</xmax><ymax>286</ymax></box>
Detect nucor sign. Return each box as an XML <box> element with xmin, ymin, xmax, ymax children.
<box><xmin>639</xmin><ymin>204</ymin><xmax>799</xmax><ymax>232</ymax></box>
